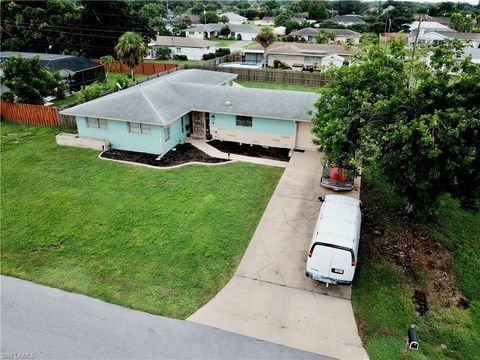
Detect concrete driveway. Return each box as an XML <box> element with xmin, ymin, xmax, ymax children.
<box><xmin>1</xmin><ymin>275</ymin><xmax>333</xmax><ymax>360</ymax></box>
<box><xmin>223</xmin><ymin>40</ymin><xmax>252</xmax><ymax>52</ymax></box>
<box><xmin>189</xmin><ymin>151</ymin><xmax>368</xmax><ymax>360</ymax></box>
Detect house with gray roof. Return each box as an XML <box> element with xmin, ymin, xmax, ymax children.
<box><xmin>147</xmin><ymin>36</ymin><xmax>216</xmax><ymax>60</ymax></box>
<box><xmin>60</xmin><ymin>69</ymin><xmax>320</xmax><ymax>155</ymax></box>
<box><xmin>290</xmin><ymin>28</ymin><xmax>361</xmax><ymax>44</ymax></box>
<box><xmin>186</xmin><ymin>23</ymin><xmax>259</xmax><ymax>41</ymax></box>
<box><xmin>330</xmin><ymin>15</ymin><xmax>365</xmax><ymax>26</ymax></box>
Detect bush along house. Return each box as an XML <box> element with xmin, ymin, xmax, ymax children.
<box><xmin>59</xmin><ymin>69</ymin><xmax>320</xmax><ymax>155</ymax></box>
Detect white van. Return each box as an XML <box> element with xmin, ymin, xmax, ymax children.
<box><xmin>306</xmin><ymin>195</ymin><xmax>361</xmax><ymax>285</ymax></box>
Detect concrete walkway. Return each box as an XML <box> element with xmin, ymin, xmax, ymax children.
<box><xmin>1</xmin><ymin>275</ymin><xmax>333</xmax><ymax>360</ymax></box>
<box><xmin>189</xmin><ymin>151</ymin><xmax>368</xmax><ymax>360</ymax></box>
<box><xmin>187</xmin><ymin>139</ymin><xmax>288</xmax><ymax>168</ymax></box>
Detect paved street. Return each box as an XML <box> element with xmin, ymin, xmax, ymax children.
<box><xmin>1</xmin><ymin>275</ymin><xmax>332</xmax><ymax>360</ymax></box>
<box><xmin>189</xmin><ymin>151</ymin><xmax>368</xmax><ymax>360</ymax></box>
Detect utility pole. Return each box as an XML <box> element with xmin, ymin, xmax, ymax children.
<box><xmin>411</xmin><ymin>15</ymin><xmax>423</xmax><ymax>61</ymax></box>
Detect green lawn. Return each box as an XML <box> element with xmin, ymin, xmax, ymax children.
<box><xmin>215</xmin><ymin>39</ymin><xmax>237</xmax><ymax>47</ymax></box>
<box><xmin>353</xmin><ymin>167</ymin><xmax>480</xmax><ymax>360</ymax></box>
<box><xmin>0</xmin><ymin>122</ymin><xmax>283</xmax><ymax>319</ymax></box>
<box><xmin>105</xmin><ymin>73</ymin><xmax>148</xmax><ymax>89</ymax></box>
<box><xmin>235</xmin><ymin>80</ymin><xmax>322</xmax><ymax>93</ymax></box>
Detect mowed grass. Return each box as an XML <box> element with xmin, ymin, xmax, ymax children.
<box><xmin>353</xmin><ymin>167</ymin><xmax>480</xmax><ymax>360</ymax></box>
<box><xmin>0</xmin><ymin>122</ymin><xmax>283</xmax><ymax>319</ymax></box>
<box><xmin>235</xmin><ymin>80</ymin><xmax>322</xmax><ymax>93</ymax></box>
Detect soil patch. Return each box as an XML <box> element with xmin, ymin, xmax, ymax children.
<box><xmin>207</xmin><ymin>140</ymin><xmax>290</xmax><ymax>161</ymax></box>
<box><xmin>361</xmin><ymin>180</ymin><xmax>465</xmax><ymax>311</ymax></box>
<box><xmin>101</xmin><ymin>144</ymin><xmax>229</xmax><ymax>167</ymax></box>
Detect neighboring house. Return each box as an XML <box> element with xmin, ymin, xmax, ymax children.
<box><xmin>407</xmin><ymin>30</ymin><xmax>479</xmax><ymax>48</ymax></box>
<box><xmin>408</xmin><ymin>21</ymin><xmax>454</xmax><ymax>32</ymax></box>
<box><xmin>166</xmin><ymin>14</ymin><xmax>202</xmax><ymax>25</ymax></box>
<box><xmin>290</xmin><ymin>28</ymin><xmax>361</xmax><ymax>44</ymax></box>
<box><xmin>274</xmin><ymin>26</ymin><xmax>286</xmax><ymax>36</ymax></box>
<box><xmin>414</xmin><ymin>15</ymin><xmax>450</xmax><ymax>26</ymax></box>
<box><xmin>254</xmin><ymin>16</ymin><xmax>275</xmax><ymax>26</ymax></box>
<box><xmin>60</xmin><ymin>69</ymin><xmax>320</xmax><ymax>153</ymax></box>
<box><xmin>320</xmin><ymin>54</ymin><xmax>345</xmax><ymax>68</ymax></box>
<box><xmin>292</xmin><ymin>13</ymin><xmax>315</xmax><ymax>24</ymax></box>
<box><xmin>0</xmin><ymin>51</ymin><xmax>104</xmax><ymax>91</ymax></box>
<box><xmin>245</xmin><ymin>42</ymin><xmax>359</xmax><ymax>68</ymax></box>
<box><xmin>148</xmin><ymin>36</ymin><xmax>216</xmax><ymax>60</ymax></box>
<box><xmin>330</xmin><ymin>15</ymin><xmax>365</xmax><ymax>26</ymax></box>
<box><xmin>220</xmin><ymin>12</ymin><xmax>247</xmax><ymax>24</ymax></box>
<box><xmin>186</xmin><ymin>23</ymin><xmax>259</xmax><ymax>40</ymax></box>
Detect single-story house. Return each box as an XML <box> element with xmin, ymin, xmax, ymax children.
<box><xmin>59</xmin><ymin>69</ymin><xmax>320</xmax><ymax>154</ymax></box>
<box><xmin>147</xmin><ymin>36</ymin><xmax>216</xmax><ymax>60</ymax></box>
<box><xmin>220</xmin><ymin>12</ymin><xmax>247</xmax><ymax>24</ymax></box>
<box><xmin>290</xmin><ymin>28</ymin><xmax>361</xmax><ymax>44</ymax></box>
<box><xmin>186</xmin><ymin>23</ymin><xmax>259</xmax><ymax>41</ymax></box>
<box><xmin>330</xmin><ymin>15</ymin><xmax>365</xmax><ymax>26</ymax></box>
<box><xmin>254</xmin><ymin>17</ymin><xmax>275</xmax><ymax>26</ymax></box>
<box><xmin>408</xmin><ymin>21</ymin><xmax>454</xmax><ymax>33</ymax></box>
<box><xmin>415</xmin><ymin>15</ymin><xmax>450</xmax><ymax>26</ymax></box>
<box><xmin>245</xmin><ymin>42</ymin><xmax>359</xmax><ymax>68</ymax></box>
<box><xmin>0</xmin><ymin>51</ymin><xmax>104</xmax><ymax>91</ymax></box>
<box><xmin>274</xmin><ymin>26</ymin><xmax>286</xmax><ymax>36</ymax></box>
<box><xmin>320</xmin><ymin>54</ymin><xmax>346</xmax><ymax>68</ymax></box>
<box><xmin>407</xmin><ymin>30</ymin><xmax>480</xmax><ymax>48</ymax></box>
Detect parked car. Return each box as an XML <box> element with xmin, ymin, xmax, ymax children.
<box><xmin>306</xmin><ymin>195</ymin><xmax>361</xmax><ymax>286</ymax></box>
<box><xmin>320</xmin><ymin>165</ymin><xmax>356</xmax><ymax>191</ymax></box>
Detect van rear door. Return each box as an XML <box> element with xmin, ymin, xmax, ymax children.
<box><xmin>329</xmin><ymin>248</ymin><xmax>355</xmax><ymax>282</ymax></box>
<box><xmin>308</xmin><ymin>244</ymin><xmax>333</xmax><ymax>277</ymax></box>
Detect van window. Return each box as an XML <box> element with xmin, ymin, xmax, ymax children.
<box><xmin>308</xmin><ymin>242</ymin><xmax>355</xmax><ymax>266</ymax></box>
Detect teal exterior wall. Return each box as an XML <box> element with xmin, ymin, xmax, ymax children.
<box><xmin>210</xmin><ymin>113</ymin><xmax>295</xmax><ymax>136</ymax></box>
<box><xmin>163</xmin><ymin>115</ymin><xmax>188</xmax><ymax>153</ymax></box>
<box><xmin>76</xmin><ymin>116</ymin><xmax>188</xmax><ymax>155</ymax></box>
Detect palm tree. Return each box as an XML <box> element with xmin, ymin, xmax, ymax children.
<box><xmin>115</xmin><ymin>32</ymin><xmax>147</xmax><ymax>81</ymax></box>
<box><xmin>256</xmin><ymin>27</ymin><xmax>276</xmax><ymax>68</ymax></box>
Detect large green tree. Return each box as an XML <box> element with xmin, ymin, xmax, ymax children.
<box><xmin>312</xmin><ymin>41</ymin><xmax>480</xmax><ymax>214</ymax></box>
<box><xmin>449</xmin><ymin>13</ymin><xmax>474</xmax><ymax>32</ymax></box>
<box><xmin>1</xmin><ymin>56</ymin><xmax>62</xmax><ymax>104</ymax></box>
<box><xmin>115</xmin><ymin>32</ymin><xmax>147</xmax><ymax>81</ymax></box>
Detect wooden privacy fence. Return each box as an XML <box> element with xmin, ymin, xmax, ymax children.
<box><xmin>91</xmin><ymin>59</ymin><xmax>177</xmax><ymax>75</ymax></box>
<box><xmin>183</xmin><ymin>65</ymin><xmax>330</xmax><ymax>87</ymax></box>
<box><xmin>0</xmin><ymin>101</ymin><xmax>59</xmax><ymax>126</ymax></box>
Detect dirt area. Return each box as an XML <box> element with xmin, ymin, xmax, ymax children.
<box><xmin>101</xmin><ymin>144</ymin><xmax>229</xmax><ymax>167</ymax></box>
<box><xmin>207</xmin><ymin>140</ymin><xmax>290</xmax><ymax>161</ymax></box>
<box><xmin>360</xmin><ymin>180</ymin><xmax>466</xmax><ymax>317</ymax></box>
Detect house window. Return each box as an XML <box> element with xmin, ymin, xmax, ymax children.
<box><xmin>189</xmin><ymin>31</ymin><xmax>194</xmax><ymax>35</ymax></box>
<box><xmin>86</xmin><ymin>118</ymin><xmax>108</xmax><ymax>129</ymax></box>
<box><xmin>128</xmin><ymin>122</ymin><xmax>151</xmax><ymax>134</ymax></box>
<box><xmin>164</xmin><ymin>126</ymin><xmax>171</xmax><ymax>142</ymax></box>
<box><xmin>176</xmin><ymin>47</ymin><xmax>182</xmax><ymax>53</ymax></box>
<box><xmin>236</xmin><ymin>115</ymin><xmax>252</xmax><ymax>127</ymax></box>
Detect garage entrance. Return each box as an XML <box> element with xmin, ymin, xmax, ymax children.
<box><xmin>295</xmin><ymin>122</ymin><xmax>316</xmax><ymax>150</ymax></box>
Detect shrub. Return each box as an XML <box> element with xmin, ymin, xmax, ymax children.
<box><xmin>202</xmin><ymin>53</ymin><xmax>216</xmax><ymax>60</ymax></box>
<box><xmin>110</xmin><ymin>75</ymin><xmax>129</xmax><ymax>92</ymax></box>
<box><xmin>75</xmin><ymin>82</ymin><xmax>104</xmax><ymax>104</ymax></box>
<box><xmin>156</xmin><ymin>46</ymin><xmax>172</xmax><ymax>60</ymax></box>
<box><xmin>273</xmin><ymin>60</ymin><xmax>289</xmax><ymax>69</ymax></box>
<box><xmin>215</xmin><ymin>48</ymin><xmax>231</xmax><ymax>57</ymax></box>
<box><xmin>236</xmin><ymin>33</ymin><xmax>242</xmax><ymax>40</ymax></box>
<box><xmin>173</xmin><ymin>54</ymin><xmax>188</xmax><ymax>61</ymax></box>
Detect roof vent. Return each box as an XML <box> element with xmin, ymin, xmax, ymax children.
<box><xmin>225</xmin><ymin>100</ymin><xmax>232</xmax><ymax>107</ymax></box>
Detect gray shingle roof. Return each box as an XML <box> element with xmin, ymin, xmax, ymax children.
<box><xmin>290</xmin><ymin>28</ymin><xmax>361</xmax><ymax>37</ymax></box>
<box><xmin>330</xmin><ymin>15</ymin><xmax>365</xmax><ymax>24</ymax></box>
<box><xmin>60</xmin><ymin>69</ymin><xmax>319</xmax><ymax>125</ymax></box>
<box><xmin>149</xmin><ymin>36</ymin><xmax>216</xmax><ymax>48</ymax></box>
<box><xmin>188</xmin><ymin>23</ymin><xmax>259</xmax><ymax>34</ymax></box>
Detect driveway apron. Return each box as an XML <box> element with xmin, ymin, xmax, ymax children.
<box><xmin>188</xmin><ymin>151</ymin><xmax>368</xmax><ymax>360</ymax></box>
